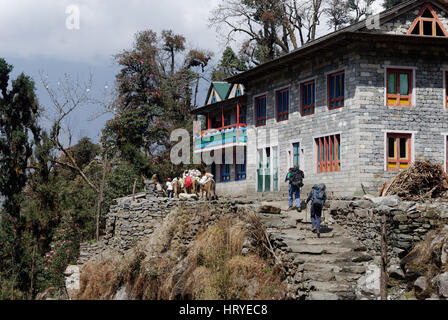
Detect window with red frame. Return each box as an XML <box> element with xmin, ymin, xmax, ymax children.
<box><xmin>276</xmin><ymin>88</ymin><xmax>289</xmax><ymax>121</ymax></box>
<box><xmin>387</xmin><ymin>69</ymin><xmax>413</xmax><ymax>107</ymax></box>
<box><xmin>255</xmin><ymin>95</ymin><xmax>266</xmax><ymax>127</ymax></box>
<box><xmin>328</xmin><ymin>71</ymin><xmax>344</xmax><ymax>110</ymax></box>
<box><xmin>301</xmin><ymin>80</ymin><xmax>315</xmax><ymax>116</ymax></box>
<box><xmin>316</xmin><ymin>134</ymin><xmax>340</xmax><ymax>173</ymax></box>
<box><xmin>387</xmin><ymin>133</ymin><xmax>412</xmax><ymax>171</ymax></box>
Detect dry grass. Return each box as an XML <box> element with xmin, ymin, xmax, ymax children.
<box><xmin>75</xmin><ymin>204</ymin><xmax>287</xmax><ymax>300</ymax></box>
<box><xmin>77</xmin><ymin>260</ymin><xmax>120</xmax><ymax>300</ymax></box>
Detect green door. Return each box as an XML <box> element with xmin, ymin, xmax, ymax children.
<box><xmin>264</xmin><ymin>147</ymin><xmax>270</xmax><ymax>192</ymax></box>
<box><xmin>273</xmin><ymin>146</ymin><xmax>278</xmax><ymax>191</ymax></box>
<box><xmin>257</xmin><ymin>149</ymin><xmax>263</xmax><ymax>192</ymax></box>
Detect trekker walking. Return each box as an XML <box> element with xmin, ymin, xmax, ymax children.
<box><xmin>166</xmin><ymin>178</ymin><xmax>174</xmax><ymax>198</ymax></box>
<box><xmin>306</xmin><ymin>184</ymin><xmax>327</xmax><ymax>238</ymax></box>
<box><xmin>285</xmin><ymin>166</ymin><xmax>304</xmax><ymax>211</ymax></box>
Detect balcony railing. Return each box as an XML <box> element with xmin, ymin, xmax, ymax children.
<box><xmin>194</xmin><ymin>124</ymin><xmax>247</xmax><ymax>151</ymax></box>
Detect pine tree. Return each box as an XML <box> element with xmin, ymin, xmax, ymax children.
<box><xmin>0</xmin><ymin>58</ymin><xmax>41</xmax><ymax>298</ymax></box>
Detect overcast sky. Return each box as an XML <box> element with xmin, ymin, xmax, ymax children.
<box><xmin>0</xmin><ymin>0</ymin><xmax>225</xmax><ymax>144</ymax></box>
<box><xmin>0</xmin><ymin>0</ymin><xmax>384</xmax><ymax>144</ymax></box>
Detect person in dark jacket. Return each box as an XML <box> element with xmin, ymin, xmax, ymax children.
<box><xmin>285</xmin><ymin>168</ymin><xmax>301</xmax><ymax>211</ymax></box>
<box><xmin>306</xmin><ymin>184</ymin><xmax>327</xmax><ymax>238</ymax></box>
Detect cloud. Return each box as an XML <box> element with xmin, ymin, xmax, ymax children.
<box><xmin>0</xmin><ymin>0</ymin><xmax>221</xmax><ymax>65</ymax></box>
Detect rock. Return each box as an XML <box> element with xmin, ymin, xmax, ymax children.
<box><xmin>178</xmin><ymin>193</ymin><xmax>198</xmax><ymax>201</ymax></box>
<box><xmin>393</xmin><ymin>214</ymin><xmax>408</xmax><ymax>222</ymax></box>
<box><xmin>362</xmin><ymin>194</ymin><xmax>376</xmax><ymax>200</ymax></box>
<box><xmin>308</xmin><ymin>292</ymin><xmax>339</xmax><ymax>300</ymax></box>
<box><xmin>370</xmin><ymin>195</ymin><xmax>400</xmax><ymax>207</ymax></box>
<box><xmin>413</xmin><ymin>276</ymin><xmax>429</xmax><ymax>299</ymax></box>
<box><xmin>357</xmin><ymin>264</ymin><xmax>381</xmax><ymax>297</ymax></box>
<box><xmin>257</xmin><ymin>205</ymin><xmax>281</xmax><ymax>214</ymax></box>
<box><xmin>387</xmin><ymin>264</ymin><xmax>405</xmax><ymax>280</ymax></box>
<box><xmin>432</xmin><ymin>272</ymin><xmax>448</xmax><ymax>298</ymax></box>
<box><xmin>352</xmin><ymin>200</ymin><xmax>374</xmax><ymax>209</ymax></box>
<box><xmin>64</xmin><ymin>265</ymin><xmax>80</xmax><ymax>299</ymax></box>
<box><xmin>114</xmin><ymin>285</ymin><xmax>130</xmax><ymax>300</ymax></box>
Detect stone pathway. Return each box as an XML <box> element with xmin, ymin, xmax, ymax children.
<box><xmin>258</xmin><ymin>201</ymin><xmax>372</xmax><ymax>300</ymax></box>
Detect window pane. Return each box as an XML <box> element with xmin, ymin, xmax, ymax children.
<box><xmin>399</xmin><ymin>138</ymin><xmax>407</xmax><ymax>159</ymax></box>
<box><xmin>399</xmin><ymin>73</ymin><xmax>409</xmax><ymax>95</ymax></box>
<box><xmin>388</xmin><ymin>137</ymin><xmax>395</xmax><ymax>158</ymax></box>
<box><xmin>388</xmin><ymin>72</ymin><xmax>396</xmax><ymax>94</ymax></box>
<box><xmin>335</xmin><ymin>75</ymin><xmax>340</xmax><ymax>98</ymax></box>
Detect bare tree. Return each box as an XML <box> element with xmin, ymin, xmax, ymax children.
<box><xmin>40</xmin><ymin>71</ymin><xmax>110</xmax><ymax>240</ymax></box>
<box><xmin>210</xmin><ymin>0</ymin><xmax>326</xmax><ymax>64</ymax></box>
<box><xmin>347</xmin><ymin>0</ymin><xmax>377</xmax><ymax>23</ymax></box>
<box><xmin>325</xmin><ymin>0</ymin><xmax>351</xmax><ymax>31</ymax></box>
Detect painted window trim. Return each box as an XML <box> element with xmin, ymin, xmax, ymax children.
<box><xmin>383</xmin><ymin>130</ymin><xmax>416</xmax><ymax>172</ymax></box>
<box><xmin>383</xmin><ymin>66</ymin><xmax>416</xmax><ymax>107</ymax></box>
<box><xmin>254</xmin><ymin>94</ymin><xmax>268</xmax><ymax>127</ymax></box>
<box><xmin>275</xmin><ymin>86</ymin><xmax>290</xmax><ymax>122</ymax></box>
<box><xmin>313</xmin><ymin>133</ymin><xmax>342</xmax><ymax>174</ymax></box>
<box><xmin>327</xmin><ymin>70</ymin><xmax>345</xmax><ymax>110</ymax></box>
<box><xmin>300</xmin><ymin>78</ymin><xmax>316</xmax><ymax>116</ymax></box>
<box><xmin>288</xmin><ymin>139</ymin><xmax>304</xmax><ymax>171</ymax></box>
<box><xmin>386</xmin><ymin>68</ymin><xmax>413</xmax><ymax>107</ymax></box>
<box><xmin>407</xmin><ymin>3</ymin><xmax>448</xmax><ymax>37</ymax></box>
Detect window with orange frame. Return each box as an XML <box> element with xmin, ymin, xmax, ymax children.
<box><xmin>316</xmin><ymin>134</ymin><xmax>341</xmax><ymax>173</ymax></box>
<box><xmin>387</xmin><ymin>69</ymin><xmax>413</xmax><ymax>107</ymax></box>
<box><xmin>387</xmin><ymin>133</ymin><xmax>412</xmax><ymax>171</ymax></box>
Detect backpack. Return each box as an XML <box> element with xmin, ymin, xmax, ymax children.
<box><xmin>312</xmin><ymin>184</ymin><xmax>327</xmax><ymax>207</ymax></box>
<box><xmin>185</xmin><ymin>176</ymin><xmax>192</xmax><ymax>189</ymax></box>
<box><xmin>289</xmin><ymin>167</ymin><xmax>304</xmax><ymax>189</ymax></box>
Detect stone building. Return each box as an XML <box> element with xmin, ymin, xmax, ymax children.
<box><xmin>193</xmin><ymin>0</ymin><xmax>448</xmax><ymax>199</ymax></box>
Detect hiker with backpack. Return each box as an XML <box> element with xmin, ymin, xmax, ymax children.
<box><xmin>285</xmin><ymin>166</ymin><xmax>305</xmax><ymax>211</ymax></box>
<box><xmin>305</xmin><ymin>184</ymin><xmax>327</xmax><ymax>238</ymax></box>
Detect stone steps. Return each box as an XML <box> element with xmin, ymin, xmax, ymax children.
<box><xmin>262</xmin><ymin>202</ymin><xmax>370</xmax><ymax>300</ymax></box>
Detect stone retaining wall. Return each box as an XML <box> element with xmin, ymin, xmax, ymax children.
<box><xmin>327</xmin><ymin>195</ymin><xmax>448</xmax><ymax>259</ymax></box>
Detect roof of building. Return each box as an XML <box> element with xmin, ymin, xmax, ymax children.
<box><xmin>212</xmin><ymin>82</ymin><xmax>232</xmax><ymax>100</ymax></box>
<box><xmin>226</xmin><ymin>0</ymin><xmax>448</xmax><ymax>83</ymax></box>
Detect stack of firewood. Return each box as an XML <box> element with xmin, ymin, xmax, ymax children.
<box><xmin>378</xmin><ymin>160</ymin><xmax>448</xmax><ymax>201</ymax></box>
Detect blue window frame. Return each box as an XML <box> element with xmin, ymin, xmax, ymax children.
<box><xmin>255</xmin><ymin>95</ymin><xmax>266</xmax><ymax>127</ymax></box>
<box><xmin>236</xmin><ymin>151</ymin><xmax>246</xmax><ymax>181</ymax></box>
<box><xmin>221</xmin><ymin>164</ymin><xmax>231</xmax><ymax>182</ymax></box>
<box><xmin>276</xmin><ymin>88</ymin><xmax>289</xmax><ymax>121</ymax></box>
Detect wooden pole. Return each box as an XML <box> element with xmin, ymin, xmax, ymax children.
<box><xmin>380</xmin><ymin>212</ymin><xmax>388</xmax><ymax>300</ymax></box>
<box><xmin>96</xmin><ymin>153</ymin><xmax>108</xmax><ymax>242</ymax></box>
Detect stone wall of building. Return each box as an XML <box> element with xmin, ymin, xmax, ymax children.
<box><xmin>243</xmin><ymin>42</ymin><xmax>363</xmax><ymax>198</ymax></box>
<box><xmin>353</xmin><ymin>40</ymin><xmax>448</xmax><ymax>194</ymax></box>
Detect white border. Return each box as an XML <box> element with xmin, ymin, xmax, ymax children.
<box><xmin>383</xmin><ymin>130</ymin><xmax>417</xmax><ymax>172</ymax></box>
<box><xmin>287</xmin><ymin>138</ymin><xmax>304</xmax><ymax>170</ymax></box>
<box><xmin>383</xmin><ymin>65</ymin><xmax>417</xmax><ymax>107</ymax></box>
<box><xmin>325</xmin><ymin>68</ymin><xmax>346</xmax><ymax>111</ymax></box>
